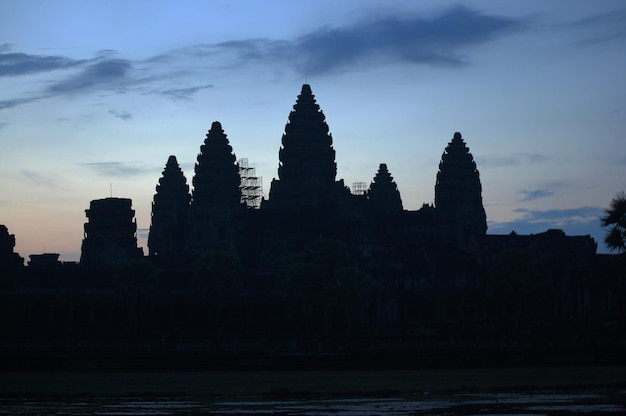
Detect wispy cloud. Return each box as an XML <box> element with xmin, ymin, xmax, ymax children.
<box><xmin>488</xmin><ymin>206</ymin><xmax>606</xmax><ymax>248</ymax></box>
<box><xmin>570</xmin><ymin>7</ymin><xmax>626</xmax><ymax>45</ymax></box>
<box><xmin>0</xmin><ymin>96</ymin><xmax>45</xmax><ymax>110</ymax></box>
<box><xmin>490</xmin><ymin>206</ymin><xmax>602</xmax><ymax>231</ymax></box>
<box><xmin>179</xmin><ymin>162</ymin><xmax>195</xmax><ymax>175</ymax></box>
<box><xmin>80</xmin><ymin>161</ymin><xmax>154</xmax><ymax>178</ymax></box>
<box><xmin>166</xmin><ymin>6</ymin><xmax>524</xmax><ymax>76</ymax></box>
<box><xmin>154</xmin><ymin>84</ymin><xmax>214</xmax><ymax>100</ymax></box>
<box><xmin>519</xmin><ymin>189</ymin><xmax>554</xmax><ymax>202</ymax></box>
<box><xmin>21</xmin><ymin>170</ymin><xmax>65</xmax><ymax>189</ymax></box>
<box><xmin>294</xmin><ymin>6</ymin><xmax>522</xmax><ymax>74</ymax></box>
<box><xmin>0</xmin><ymin>51</ymin><xmax>84</xmax><ymax>77</ymax></box>
<box><xmin>477</xmin><ymin>153</ymin><xmax>551</xmax><ymax>168</ymax></box>
<box><xmin>47</xmin><ymin>58</ymin><xmax>132</xmax><ymax>94</ymax></box>
<box><xmin>1</xmin><ymin>5</ymin><xmax>526</xmax><ymax>111</ymax></box>
<box><xmin>108</xmin><ymin>110</ymin><xmax>132</xmax><ymax>121</ymax></box>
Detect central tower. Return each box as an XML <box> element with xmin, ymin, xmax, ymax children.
<box><xmin>263</xmin><ymin>84</ymin><xmax>348</xmax><ymax>213</ymax></box>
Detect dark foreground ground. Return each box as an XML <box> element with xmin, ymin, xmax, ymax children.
<box><xmin>1</xmin><ymin>366</ymin><xmax>626</xmax><ymax>415</ymax></box>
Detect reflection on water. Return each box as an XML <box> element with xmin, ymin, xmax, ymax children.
<box><xmin>1</xmin><ymin>389</ymin><xmax>625</xmax><ymax>415</ymax></box>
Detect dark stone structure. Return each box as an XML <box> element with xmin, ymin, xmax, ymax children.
<box><xmin>0</xmin><ymin>225</ymin><xmax>23</xmax><ymax>270</ymax></box>
<box><xmin>148</xmin><ymin>155</ymin><xmax>190</xmax><ymax>261</ymax></box>
<box><xmin>435</xmin><ymin>132</ymin><xmax>488</xmax><ymax>245</ymax></box>
<box><xmin>187</xmin><ymin>121</ymin><xmax>243</xmax><ymax>254</ymax></box>
<box><xmin>80</xmin><ymin>198</ymin><xmax>143</xmax><ymax>268</ymax></box>
<box><xmin>368</xmin><ymin>163</ymin><xmax>403</xmax><ymax>215</ymax></box>
<box><xmin>262</xmin><ymin>84</ymin><xmax>351</xmax><ymax>215</ymax></box>
<box><xmin>1</xmin><ymin>83</ymin><xmax>624</xmax><ymax>369</ymax></box>
<box><xmin>28</xmin><ymin>253</ymin><xmax>62</xmax><ymax>269</ymax></box>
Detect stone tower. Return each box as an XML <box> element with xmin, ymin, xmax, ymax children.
<box><xmin>148</xmin><ymin>155</ymin><xmax>191</xmax><ymax>260</ymax></box>
<box><xmin>187</xmin><ymin>121</ymin><xmax>242</xmax><ymax>252</ymax></box>
<box><xmin>368</xmin><ymin>163</ymin><xmax>403</xmax><ymax>215</ymax></box>
<box><xmin>80</xmin><ymin>198</ymin><xmax>144</xmax><ymax>267</ymax></box>
<box><xmin>435</xmin><ymin>132</ymin><xmax>487</xmax><ymax>238</ymax></box>
<box><xmin>264</xmin><ymin>84</ymin><xmax>349</xmax><ymax>213</ymax></box>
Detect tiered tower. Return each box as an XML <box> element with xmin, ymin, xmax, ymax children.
<box><xmin>435</xmin><ymin>132</ymin><xmax>487</xmax><ymax>238</ymax></box>
<box><xmin>368</xmin><ymin>163</ymin><xmax>403</xmax><ymax>215</ymax></box>
<box><xmin>264</xmin><ymin>84</ymin><xmax>349</xmax><ymax>213</ymax></box>
<box><xmin>187</xmin><ymin>121</ymin><xmax>242</xmax><ymax>252</ymax></box>
<box><xmin>80</xmin><ymin>198</ymin><xmax>144</xmax><ymax>267</ymax></box>
<box><xmin>148</xmin><ymin>155</ymin><xmax>191</xmax><ymax>259</ymax></box>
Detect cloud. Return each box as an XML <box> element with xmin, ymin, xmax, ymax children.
<box><xmin>80</xmin><ymin>162</ymin><xmax>153</xmax><ymax>178</ymax></box>
<box><xmin>477</xmin><ymin>153</ymin><xmax>551</xmax><ymax>168</ymax></box>
<box><xmin>519</xmin><ymin>189</ymin><xmax>554</xmax><ymax>202</ymax></box>
<box><xmin>164</xmin><ymin>5</ymin><xmax>524</xmax><ymax>76</ymax></box>
<box><xmin>0</xmin><ymin>51</ymin><xmax>83</xmax><ymax>77</ymax></box>
<box><xmin>179</xmin><ymin>162</ymin><xmax>195</xmax><ymax>174</ymax></box>
<box><xmin>1</xmin><ymin>5</ymin><xmax>525</xmax><ymax>110</ymax></box>
<box><xmin>0</xmin><ymin>96</ymin><xmax>45</xmax><ymax>110</ymax></box>
<box><xmin>0</xmin><ymin>121</ymin><xmax>7</xmax><ymax>130</ymax></box>
<box><xmin>0</xmin><ymin>54</ymin><xmax>133</xmax><ymax>110</ymax></box>
<box><xmin>570</xmin><ymin>8</ymin><xmax>626</xmax><ymax>45</ymax></box>
<box><xmin>47</xmin><ymin>58</ymin><xmax>132</xmax><ymax>94</ymax></box>
<box><xmin>488</xmin><ymin>206</ymin><xmax>608</xmax><ymax>250</ymax></box>
<box><xmin>21</xmin><ymin>170</ymin><xmax>65</xmax><ymax>189</ymax></box>
<box><xmin>109</xmin><ymin>110</ymin><xmax>132</xmax><ymax>121</ymax></box>
<box><xmin>490</xmin><ymin>206</ymin><xmax>602</xmax><ymax>232</ymax></box>
<box><xmin>294</xmin><ymin>6</ymin><xmax>522</xmax><ymax>74</ymax></box>
<box><xmin>155</xmin><ymin>84</ymin><xmax>214</xmax><ymax>100</ymax></box>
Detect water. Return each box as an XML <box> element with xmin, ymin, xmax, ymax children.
<box><xmin>2</xmin><ymin>389</ymin><xmax>625</xmax><ymax>415</ymax></box>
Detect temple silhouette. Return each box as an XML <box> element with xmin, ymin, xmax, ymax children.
<box><xmin>81</xmin><ymin>84</ymin><xmax>491</xmax><ymax>267</ymax></box>
<box><xmin>0</xmin><ymin>84</ymin><xmax>624</xmax><ymax>369</ymax></box>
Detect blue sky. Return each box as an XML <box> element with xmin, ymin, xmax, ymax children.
<box><xmin>1</xmin><ymin>0</ymin><xmax>624</xmax><ymax>261</ymax></box>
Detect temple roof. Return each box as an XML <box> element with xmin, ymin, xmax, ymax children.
<box><xmin>154</xmin><ymin>155</ymin><xmax>191</xmax><ymax>203</ymax></box>
<box><xmin>368</xmin><ymin>163</ymin><xmax>403</xmax><ymax>213</ymax></box>
<box><xmin>435</xmin><ymin>132</ymin><xmax>487</xmax><ymax>234</ymax></box>
<box><xmin>191</xmin><ymin>121</ymin><xmax>241</xmax><ymax>208</ymax></box>
<box><xmin>266</xmin><ymin>84</ymin><xmax>345</xmax><ymax>211</ymax></box>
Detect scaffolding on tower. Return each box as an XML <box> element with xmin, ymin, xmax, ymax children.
<box><xmin>238</xmin><ymin>158</ymin><xmax>263</xmax><ymax>208</ymax></box>
<box><xmin>352</xmin><ymin>181</ymin><xmax>368</xmax><ymax>196</ymax></box>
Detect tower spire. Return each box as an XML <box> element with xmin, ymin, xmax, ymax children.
<box><xmin>264</xmin><ymin>84</ymin><xmax>348</xmax><ymax>212</ymax></box>
<box><xmin>435</xmin><ymin>132</ymin><xmax>487</xmax><ymax>236</ymax></box>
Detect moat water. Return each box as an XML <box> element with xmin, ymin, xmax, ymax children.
<box><xmin>2</xmin><ymin>388</ymin><xmax>626</xmax><ymax>415</ymax></box>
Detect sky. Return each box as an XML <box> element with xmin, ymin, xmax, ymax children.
<box><xmin>1</xmin><ymin>0</ymin><xmax>625</xmax><ymax>262</ymax></box>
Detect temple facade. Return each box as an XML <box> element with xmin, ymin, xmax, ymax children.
<box><xmin>72</xmin><ymin>84</ymin><xmax>599</xmax><ymax>285</ymax></box>
<box><xmin>139</xmin><ymin>84</ymin><xmax>588</xmax><ymax>271</ymax></box>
